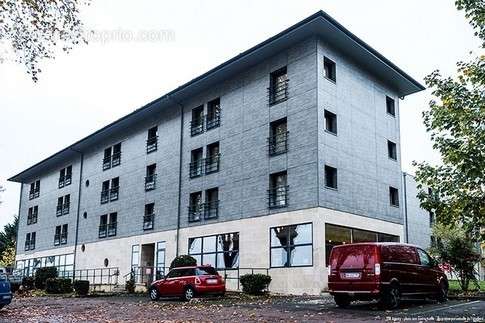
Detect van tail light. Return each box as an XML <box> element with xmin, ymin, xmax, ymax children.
<box><xmin>195</xmin><ymin>277</ymin><xmax>201</xmax><ymax>285</ymax></box>
<box><xmin>374</xmin><ymin>263</ymin><xmax>381</xmax><ymax>276</ymax></box>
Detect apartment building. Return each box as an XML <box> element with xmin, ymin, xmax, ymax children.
<box><xmin>9</xmin><ymin>11</ymin><xmax>425</xmax><ymax>295</ymax></box>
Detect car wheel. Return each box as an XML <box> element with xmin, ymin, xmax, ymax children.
<box><xmin>437</xmin><ymin>281</ymin><xmax>448</xmax><ymax>303</ymax></box>
<box><xmin>334</xmin><ymin>294</ymin><xmax>351</xmax><ymax>308</ymax></box>
<box><xmin>381</xmin><ymin>285</ymin><xmax>400</xmax><ymax>309</ymax></box>
<box><xmin>149</xmin><ymin>286</ymin><xmax>160</xmax><ymax>301</ymax></box>
<box><xmin>181</xmin><ymin>286</ymin><xmax>195</xmax><ymax>302</ymax></box>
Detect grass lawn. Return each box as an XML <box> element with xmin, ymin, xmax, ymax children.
<box><xmin>448</xmin><ymin>279</ymin><xmax>485</xmax><ymax>292</ymax></box>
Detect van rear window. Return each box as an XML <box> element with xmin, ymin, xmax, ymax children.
<box><xmin>330</xmin><ymin>245</ymin><xmax>376</xmax><ymax>269</ymax></box>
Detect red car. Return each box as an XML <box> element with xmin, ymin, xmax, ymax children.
<box><xmin>328</xmin><ymin>243</ymin><xmax>448</xmax><ymax>309</ymax></box>
<box><xmin>149</xmin><ymin>265</ymin><xmax>225</xmax><ymax>301</ymax></box>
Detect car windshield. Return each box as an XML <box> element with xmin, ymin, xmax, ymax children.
<box><xmin>196</xmin><ymin>267</ymin><xmax>217</xmax><ymax>276</ymax></box>
<box><xmin>0</xmin><ymin>274</ymin><xmax>7</xmax><ymax>281</ymax></box>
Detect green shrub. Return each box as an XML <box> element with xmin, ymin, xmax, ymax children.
<box><xmin>21</xmin><ymin>276</ymin><xmax>35</xmax><ymax>290</ymax></box>
<box><xmin>35</xmin><ymin>267</ymin><xmax>58</xmax><ymax>289</ymax></box>
<box><xmin>73</xmin><ymin>280</ymin><xmax>90</xmax><ymax>296</ymax></box>
<box><xmin>169</xmin><ymin>255</ymin><xmax>196</xmax><ymax>269</ymax></box>
<box><xmin>125</xmin><ymin>276</ymin><xmax>135</xmax><ymax>294</ymax></box>
<box><xmin>240</xmin><ymin>274</ymin><xmax>272</xmax><ymax>295</ymax></box>
<box><xmin>45</xmin><ymin>278</ymin><xmax>72</xmax><ymax>294</ymax></box>
<box><xmin>10</xmin><ymin>282</ymin><xmax>21</xmax><ymax>293</ymax></box>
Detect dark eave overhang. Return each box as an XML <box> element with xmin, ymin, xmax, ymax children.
<box><xmin>8</xmin><ymin>10</ymin><xmax>425</xmax><ymax>183</ymax></box>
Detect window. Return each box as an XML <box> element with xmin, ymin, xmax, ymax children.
<box><xmin>144</xmin><ymin>203</ymin><xmax>155</xmax><ymax>230</ymax></box>
<box><xmin>417</xmin><ymin>248</ymin><xmax>432</xmax><ymax>266</ymax></box>
<box><xmin>25</xmin><ymin>232</ymin><xmax>36</xmax><ymax>251</ymax></box>
<box><xmin>99</xmin><ymin>213</ymin><xmax>117</xmax><ymax>238</ymax></box>
<box><xmin>324</xmin><ymin>165</ymin><xmax>338</xmax><ymax>189</ymax></box>
<box><xmin>205</xmin><ymin>142</ymin><xmax>220</xmax><ymax>174</ymax></box>
<box><xmin>29</xmin><ymin>180</ymin><xmax>40</xmax><ymax>199</ymax></box>
<box><xmin>188</xmin><ymin>232</ymin><xmax>239</xmax><ymax>269</ymax></box>
<box><xmin>145</xmin><ymin>164</ymin><xmax>157</xmax><ymax>191</ymax></box>
<box><xmin>206</xmin><ymin>98</ymin><xmax>221</xmax><ymax>130</ymax></box>
<box><xmin>56</xmin><ymin>194</ymin><xmax>70</xmax><ymax>216</ymax></box>
<box><xmin>101</xmin><ymin>180</ymin><xmax>110</xmax><ymax>204</ymax></box>
<box><xmin>188</xmin><ymin>191</ymin><xmax>202</xmax><ymax>222</ymax></box>
<box><xmin>102</xmin><ymin>143</ymin><xmax>122</xmax><ymax>170</ymax></box>
<box><xmin>189</xmin><ymin>148</ymin><xmax>203</xmax><ymax>178</ymax></box>
<box><xmin>204</xmin><ymin>188</ymin><xmax>219</xmax><ymax>220</ymax></box>
<box><xmin>58</xmin><ymin>165</ymin><xmax>72</xmax><ymax>188</ymax></box>
<box><xmin>268</xmin><ymin>67</ymin><xmax>288</xmax><ymax>105</ymax></box>
<box><xmin>146</xmin><ymin>126</ymin><xmax>158</xmax><ymax>153</ymax></box>
<box><xmin>131</xmin><ymin>245</ymin><xmax>140</xmax><ymax>268</ymax></box>
<box><xmin>99</xmin><ymin>214</ymin><xmax>108</xmax><ymax>238</ymax></box>
<box><xmin>110</xmin><ymin>177</ymin><xmax>119</xmax><ymax>201</ymax></box>
<box><xmin>388</xmin><ymin>140</ymin><xmax>397</xmax><ymax>160</ymax></box>
<box><xmin>15</xmin><ymin>253</ymin><xmax>74</xmax><ymax>278</ymax></box>
<box><xmin>156</xmin><ymin>241</ymin><xmax>166</xmax><ymax>278</ymax></box>
<box><xmin>27</xmin><ymin>206</ymin><xmax>38</xmax><ymax>225</ymax></box>
<box><xmin>190</xmin><ymin>105</ymin><xmax>205</xmax><ymax>136</ymax></box>
<box><xmin>324</xmin><ymin>110</ymin><xmax>337</xmax><ymax>135</ymax></box>
<box><xmin>269</xmin><ymin>118</ymin><xmax>288</xmax><ymax>156</ymax></box>
<box><xmin>389</xmin><ymin>186</ymin><xmax>399</xmax><ymax>207</ymax></box>
<box><xmin>386</xmin><ymin>96</ymin><xmax>395</xmax><ymax>116</ymax></box>
<box><xmin>108</xmin><ymin>213</ymin><xmax>117</xmax><ymax>236</ymax></box>
<box><xmin>268</xmin><ymin>171</ymin><xmax>288</xmax><ymax>208</ymax></box>
<box><xmin>270</xmin><ymin>223</ymin><xmax>312</xmax><ymax>267</ymax></box>
<box><xmin>54</xmin><ymin>224</ymin><xmax>68</xmax><ymax>246</ymax></box>
<box><xmin>324</xmin><ymin>57</ymin><xmax>336</xmax><ymax>82</ymax></box>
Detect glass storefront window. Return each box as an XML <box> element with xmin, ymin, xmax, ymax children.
<box><xmin>189</xmin><ymin>232</ymin><xmax>239</xmax><ymax>269</ymax></box>
<box><xmin>270</xmin><ymin>223</ymin><xmax>313</xmax><ymax>267</ymax></box>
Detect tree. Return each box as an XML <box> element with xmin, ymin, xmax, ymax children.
<box><xmin>0</xmin><ymin>0</ymin><xmax>89</xmax><ymax>82</ymax></box>
<box><xmin>413</xmin><ymin>0</ymin><xmax>485</xmax><ymax>239</ymax></box>
<box><xmin>429</xmin><ymin>223</ymin><xmax>481</xmax><ymax>291</ymax></box>
<box><xmin>0</xmin><ymin>246</ymin><xmax>15</xmax><ymax>268</ymax></box>
<box><xmin>0</xmin><ymin>215</ymin><xmax>18</xmax><ymax>255</ymax></box>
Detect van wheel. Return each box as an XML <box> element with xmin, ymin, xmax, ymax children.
<box><xmin>334</xmin><ymin>294</ymin><xmax>351</xmax><ymax>308</ymax></box>
<box><xmin>381</xmin><ymin>285</ymin><xmax>400</xmax><ymax>309</ymax></box>
<box><xmin>149</xmin><ymin>286</ymin><xmax>160</xmax><ymax>301</ymax></box>
<box><xmin>437</xmin><ymin>281</ymin><xmax>448</xmax><ymax>303</ymax></box>
<box><xmin>181</xmin><ymin>286</ymin><xmax>195</xmax><ymax>302</ymax></box>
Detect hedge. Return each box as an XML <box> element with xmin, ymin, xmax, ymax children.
<box><xmin>21</xmin><ymin>276</ymin><xmax>35</xmax><ymax>290</ymax></box>
<box><xmin>240</xmin><ymin>274</ymin><xmax>272</xmax><ymax>295</ymax></box>
<box><xmin>35</xmin><ymin>267</ymin><xmax>58</xmax><ymax>289</ymax></box>
<box><xmin>45</xmin><ymin>278</ymin><xmax>73</xmax><ymax>294</ymax></box>
<box><xmin>169</xmin><ymin>255</ymin><xmax>197</xmax><ymax>269</ymax></box>
<box><xmin>73</xmin><ymin>280</ymin><xmax>90</xmax><ymax>296</ymax></box>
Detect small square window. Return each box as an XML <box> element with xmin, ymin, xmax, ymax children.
<box><xmin>389</xmin><ymin>186</ymin><xmax>399</xmax><ymax>207</ymax></box>
<box><xmin>324</xmin><ymin>165</ymin><xmax>338</xmax><ymax>189</ymax></box>
<box><xmin>324</xmin><ymin>57</ymin><xmax>336</xmax><ymax>82</ymax></box>
<box><xmin>387</xmin><ymin>140</ymin><xmax>397</xmax><ymax>160</ymax></box>
<box><xmin>386</xmin><ymin>96</ymin><xmax>395</xmax><ymax>116</ymax></box>
<box><xmin>324</xmin><ymin>110</ymin><xmax>337</xmax><ymax>135</ymax></box>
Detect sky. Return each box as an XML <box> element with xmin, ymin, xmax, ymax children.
<box><xmin>0</xmin><ymin>0</ymin><xmax>481</xmax><ymax>228</ymax></box>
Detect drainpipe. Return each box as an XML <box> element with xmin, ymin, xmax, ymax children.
<box><xmin>167</xmin><ymin>95</ymin><xmax>184</xmax><ymax>257</ymax></box>
<box><xmin>14</xmin><ymin>183</ymin><xmax>23</xmax><ymax>271</ymax></box>
<box><xmin>402</xmin><ymin>172</ymin><xmax>409</xmax><ymax>243</ymax></box>
<box><xmin>71</xmin><ymin>149</ymin><xmax>84</xmax><ymax>275</ymax></box>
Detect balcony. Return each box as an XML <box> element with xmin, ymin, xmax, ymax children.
<box><xmin>29</xmin><ymin>189</ymin><xmax>39</xmax><ymax>200</ymax></box>
<box><xmin>100</xmin><ymin>190</ymin><xmax>109</xmax><ymax>204</ymax></box>
<box><xmin>56</xmin><ymin>204</ymin><xmax>63</xmax><ymax>216</ymax></box>
<box><xmin>99</xmin><ymin>224</ymin><xmax>107</xmax><ymax>238</ymax></box>
<box><xmin>54</xmin><ymin>234</ymin><xmax>60</xmax><ymax>246</ymax></box>
<box><xmin>24</xmin><ymin>241</ymin><xmax>34</xmax><ymax>251</ymax></box>
<box><xmin>111</xmin><ymin>152</ymin><xmax>121</xmax><ymax>167</ymax></box>
<box><xmin>205</xmin><ymin>155</ymin><xmax>220</xmax><ymax>174</ymax></box>
<box><xmin>188</xmin><ymin>205</ymin><xmax>202</xmax><ymax>222</ymax></box>
<box><xmin>107</xmin><ymin>222</ymin><xmax>117</xmax><ymax>237</ymax></box>
<box><xmin>206</xmin><ymin>114</ymin><xmax>220</xmax><ymax>131</ymax></box>
<box><xmin>62</xmin><ymin>203</ymin><xmax>70</xmax><ymax>215</ymax></box>
<box><xmin>27</xmin><ymin>214</ymin><xmax>37</xmax><ymax>225</ymax></box>
<box><xmin>268</xmin><ymin>185</ymin><xmax>289</xmax><ymax>208</ymax></box>
<box><xmin>268</xmin><ymin>79</ymin><xmax>289</xmax><ymax>106</ymax></box>
<box><xmin>145</xmin><ymin>174</ymin><xmax>157</xmax><ymax>191</ymax></box>
<box><xmin>146</xmin><ymin>136</ymin><xmax>158</xmax><ymax>154</ymax></box>
<box><xmin>189</xmin><ymin>160</ymin><xmax>204</xmax><ymax>178</ymax></box>
<box><xmin>268</xmin><ymin>132</ymin><xmax>288</xmax><ymax>156</ymax></box>
<box><xmin>203</xmin><ymin>201</ymin><xmax>219</xmax><ymax>220</ymax></box>
<box><xmin>190</xmin><ymin>117</ymin><xmax>205</xmax><ymax>136</ymax></box>
<box><xmin>102</xmin><ymin>156</ymin><xmax>112</xmax><ymax>170</ymax></box>
<box><xmin>143</xmin><ymin>214</ymin><xmax>154</xmax><ymax>230</ymax></box>
<box><xmin>110</xmin><ymin>187</ymin><xmax>119</xmax><ymax>201</ymax></box>
<box><xmin>58</xmin><ymin>175</ymin><xmax>72</xmax><ymax>188</ymax></box>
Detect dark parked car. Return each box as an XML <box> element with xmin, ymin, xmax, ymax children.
<box><xmin>0</xmin><ymin>274</ymin><xmax>12</xmax><ymax>309</ymax></box>
<box><xmin>149</xmin><ymin>265</ymin><xmax>225</xmax><ymax>301</ymax></box>
<box><xmin>328</xmin><ymin>242</ymin><xmax>448</xmax><ymax>309</ymax></box>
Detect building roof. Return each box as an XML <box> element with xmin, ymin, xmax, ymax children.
<box><xmin>9</xmin><ymin>10</ymin><xmax>425</xmax><ymax>183</ymax></box>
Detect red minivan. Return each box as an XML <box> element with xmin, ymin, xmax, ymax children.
<box><xmin>149</xmin><ymin>265</ymin><xmax>225</xmax><ymax>301</ymax></box>
<box><xmin>328</xmin><ymin>243</ymin><xmax>448</xmax><ymax>309</ymax></box>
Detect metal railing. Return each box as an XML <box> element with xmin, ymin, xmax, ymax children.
<box><xmin>268</xmin><ymin>185</ymin><xmax>289</xmax><ymax>208</ymax></box>
<box><xmin>73</xmin><ymin>267</ymin><xmax>119</xmax><ymax>287</ymax></box>
<box><xmin>188</xmin><ymin>205</ymin><xmax>203</xmax><ymax>222</ymax></box>
<box><xmin>24</xmin><ymin>241</ymin><xmax>35</xmax><ymax>251</ymax></box>
<box><xmin>145</xmin><ymin>174</ymin><xmax>157</xmax><ymax>191</ymax></box>
<box><xmin>268</xmin><ymin>79</ymin><xmax>289</xmax><ymax>106</ymax></box>
<box><xmin>204</xmin><ymin>201</ymin><xmax>219</xmax><ymax>220</ymax></box>
<box><xmin>268</xmin><ymin>132</ymin><xmax>288</xmax><ymax>156</ymax></box>
<box><xmin>146</xmin><ymin>136</ymin><xmax>158</xmax><ymax>153</ymax></box>
<box><xmin>205</xmin><ymin>155</ymin><xmax>220</xmax><ymax>174</ymax></box>
<box><xmin>110</xmin><ymin>187</ymin><xmax>119</xmax><ymax>201</ymax></box>
<box><xmin>54</xmin><ymin>233</ymin><xmax>67</xmax><ymax>246</ymax></box>
<box><xmin>29</xmin><ymin>189</ymin><xmax>40</xmax><ymax>200</ymax></box>
<box><xmin>103</xmin><ymin>152</ymin><xmax>121</xmax><ymax>170</ymax></box>
<box><xmin>100</xmin><ymin>190</ymin><xmax>109</xmax><ymax>204</ymax></box>
<box><xmin>58</xmin><ymin>175</ymin><xmax>72</xmax><ymax>188</ymax></box>
<box><xmin>125</xmin><ymin>266</ymin><xmax>168</xmax><ymax>285</ymax></box>
<box><xmin>27</xmin><ymin>213</ymin><xmax>38</xmax><ymax>225</ymax></box>
<box><xmin>190</xmin><ymin>117</ymin><xmax>205</xmax><ymax>136</ymax></box>
<box><xmin>206</xmin><ymin>113</ymin><xmax>220</xmax><ymax>130</ymax></box>
<box><xmin>56</xmin><ymin>203</ymin><xmax>69</xmax><ymax>216</ymax></box>
<box><xmin>189</xmin><ymin>159</ymin><xmax>204</xmax><ymax>178</ymax></box>
<box><xmin>143</xmin><ymin>214</ymin><xmax>154</xmax><ymax>230</ymax></box>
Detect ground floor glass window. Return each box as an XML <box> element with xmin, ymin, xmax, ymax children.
<box><xmin>270</xmin><ymin>223</ymin><xmax>313</xmax><ymax>267</ymax></box>
<box><xmin>188</xmin><ymin>232</ymin><xmax>239</xmax><ymax>269</ymax></box>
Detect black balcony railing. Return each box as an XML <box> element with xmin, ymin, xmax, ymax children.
<box><xmin>268</xmin><ymin>132</ymin><xmax>288</xmax><ymax>156</ymax></box>
<box><xmin>56</xmin><ymin>204</ymin><xmax>63</xmax><ymax>216</ymax></box>
<box><xmin>100</xmin><ymin>190</ymin><xmax>109</xmax><ymax>204</ymax></box>
<box><xmin>189</xmin><ymin>160</ymin><xmax>204</xmax><ymax>178</ymax></box>
<box><xmin>146</xmin><ymin>136</ymin><xmax>158</xmax><ymax>154</ymax></box>
<box><xmin>103</xmin><ymin>152</ymin><xmax>121</xmax><ymax>170</ymax></box>
<box><xmin>205</xmin><ymin>155</ymin><xmax>220</xmax><ymax>174</ymax></box>
<box><xmin>145</xmin><ymin>174</ymin><xmax>157</xmax><ymax>191</ymax></box>
<box><xmin>29</xmin><ymin>189</ymin><xmax>40</xmax><ymax>200</ymax></box>
<box><xmin>107</xmin><ymin>222</ymin><xmax>117</xmax><ymax>237</ymax></box>
<box><xmin>143</xmin><ymin>214</ymin><xmax>154</xmax><ymax>230</ymax></box>
<box><xmin>27</xmin><ymin>214</ymin><xmax>37</xmax><ymax>225</ymax></box>
<box><xmin>268</xmin><ymin>79</ymin><xmax>289</xmax><ymax>106</ymax></box>
<box><xmin>54</xmin><ymin>234</ymin><xmax>60</xmax><ymax>246</ymax></box>
<box><xmin>102</xmin><ymin>156</ymin><xmax>112</xmax><ymax>170</ymax></box>
<box><xmin>268</xmin><ymin>185</ymin><xmax>289</xmax><ymax>208</ymax></box>
<box><xmin>204</xmin><ymin>201</ymin><xmax>219</xmax><ymax>220</ymax></box>
<box><xmin>190</xmin><ymin>117</ymin><xmax>205</xmax><ymax>136</ymax></box>
<box><xmin>99</xmin><ymin>224</ymin><xmax>107</xmax><ymax>238</ymax></box>
<box><xmin>188</xmin><ymin>205</ymin><xmax>203</xmax><ymax>222</ymax></box>
<box><xmin>25</xmin><ymin>240</ymin><xmax>35</xmax><ymax>251</ymax></box>
<box><xmin>206</xmin><ymin>114</ymin><xmax>220</xmax><ymax>130</ymax></box>
<box><xmin>62</xmin><ymin>203</ymin><xmax>70</xmax><ymax>215</ymax></box>
<box><xmin>58</xmin><ymin>175</ymin><xmax>72</xmax><ymax>188</ymax></box>
<box><xmin>110</xmin><ymin>187</ymin><xmax>119</xmax><ymax>201</ymax></box>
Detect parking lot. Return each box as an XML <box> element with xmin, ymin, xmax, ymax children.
<box><xmin>0</xmin><ymin>293</ymin><xmax>483</xmax><ymax>322</ymax></box>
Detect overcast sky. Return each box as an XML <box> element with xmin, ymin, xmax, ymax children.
<box><xmin>0</xmin><ymin>0</ymin><xmax>480</xmax><ymax>228</ymax></box>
